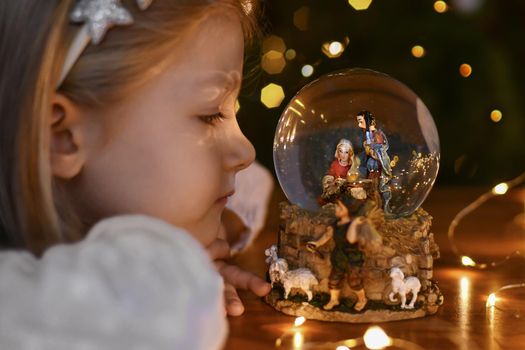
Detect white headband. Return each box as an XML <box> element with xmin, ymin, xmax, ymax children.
<box><xmin>57</xmin><ymin>0</ymin><xmax>154</xmax><ymax>88</ymax></box>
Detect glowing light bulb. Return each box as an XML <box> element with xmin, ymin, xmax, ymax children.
<box><xmin>301</xmin><ymin>64</ymin><xmax>314</xmax><ymax>77</ymax></box>
<box><xmin>461</xmin><ymin>256</ymin><xmax>476</xmax><ymax>267</ymax></box>
<box><xmin>363</xmin><ymin>326</ymin><xmax>392</xmax><ymax>349</ymax></box>
<box><xmin>434</xmin><ymin>1</ymin><xmax>448</xmax><ymax>13</ymax></box>
<box><xmin>329</xmin><ymin>41</ymin><xmax>343</xmax><ymax>55</ymax></box>
<box><xmin>486</xmin><ymin>293</ymin><xmax>497</xmax><ymax>307</ymax></box>
<box><xmin>411</xmin><ymin>45</ymin><xmax>425</xmax><ymax>58</ymax></box>
<box><xmin>492</xmin><ymin>183</ymin><xmax>508</xmax><ymax>195</ymax></box>
<box><xmin>490</xmin><ymin>109</ymin><xmax>502</xmax><ymax>123</ymax></box>
<box><xmin>459</xmin><ymin>63</ymin><xmax>472</xmax><ymax>77</ymax></box>
<box><xmin>294</xmin><ymin>316</ymin><xmax>306</xmax><ymax>327</ymax></box>
<box><xmin>336</xmin><ymin>346</ymin><xmax>350</xmax><ymax>350</ymax></box>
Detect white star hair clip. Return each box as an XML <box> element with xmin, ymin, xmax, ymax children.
<box><xmin>58</xmin><ymin>0</ymin><xmax>154</xmax><ymax>87</ymax></box>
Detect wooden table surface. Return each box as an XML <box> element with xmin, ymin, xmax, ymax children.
<box><xmin>226</xmin><ymin>187</ymin><xmax>525</xmax><ymax>350</ymax></box>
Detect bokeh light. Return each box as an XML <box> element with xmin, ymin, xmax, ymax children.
<box><xmin>322</xmin><ymin>41</ymin><xmax>345</xmax><ymax>58</ymax></box>
<box><xmin>363</xmin><ymin>326</ymin><xmax>392</xmax><ymax>349</ymax></box>
<box><xmin>301</xmin><ymin>64</ymin><xmax>314</xmax><ymax>77</ymax></box>
<box><xmin>490</xmin><ymin>109</ymin><xmax>502</xmax><ymax>123</ymax></box>
<box><xmin>262</xmin><ymin>50</ymin><xmax>286</xmax><ymax>74</ymax></box>
<box><xmin>235</xmin><ymin>99</ymin><xmax>240</xmax><ymax>113</ymax></box>
<box><xmin>260</xmin><ymin>83</ymin><xmax>285</xmax><ymax>108</ymax></box>
<box><xmin>348</xmin><ymin>0</ymin><xmax>373</xmax><ymax>11</ymax></box>
<box><xmin>285</xmin><ymin>49</ymin><xmax>296</xmax><ymax>60</ymax></box>
<box><xmin>459</xmin><ymin>63</ymin><xmax>472</xmax><ymax>77</ymax></box>
<box><xmin>262</xmin><ymin>35</ymin><xmax>286</xmax><ymax>54</ymax></box>
<box><xmin>293</xmin><ymin>6</ymin><xmax>310</xmax><ymax>31</ymax></box>
<box><xmin>411</xmin><ymin>45</ymin><xmax>426</xmax><ymax>58</ymax></box>
<box><xmin>434</xmin><ymin>1</ymin><xmax>448</xmax><ymax>13</ymax></box>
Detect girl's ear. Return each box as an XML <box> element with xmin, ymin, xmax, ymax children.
<box><xmin>49</xmin><ymin>93</ymin><xmax>87</xmax><ymax>179</ymax></box>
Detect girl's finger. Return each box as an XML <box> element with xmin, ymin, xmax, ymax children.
<box><xmin>224</xmin><ymin>282</ymin><xmax>244</xmax><ymax>316</ymax></box>
<box><xmin>216</xmin><ymin>262</ymin><xmax>271</xmax><ymax>297</ymax></box>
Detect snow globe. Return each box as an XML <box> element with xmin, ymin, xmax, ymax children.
<box><xmin>264</xmin><ymin>68</ymin><xmax>443</xmax><ymax>322</ymax></box>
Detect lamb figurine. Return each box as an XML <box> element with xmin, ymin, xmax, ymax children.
<box><xmin>265</xmin><ymin>245</ymin><xmax>319</xmax><ymax>301</ymax></box>
<box><xmin>389</xmin><ymin>267</ymin><xmax>421</xmax><ymax>309</ymax></box>
<box><xmin>279</xmin><ymin>266</ymin><xmax>319</xmax><ymax>302</ymax></box>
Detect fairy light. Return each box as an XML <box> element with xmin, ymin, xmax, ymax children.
<box><xmin>411</xmin><ymin>45</ymin><xmax>425</xmax><ymax>58</ymax></box>
<box><xmin>492</xmin><ymin>182</ymin><xmax>509</xmax><ymax>195</ymax></box>
<box><xmin>275</xmin><ymin>318</ymin><xmax>425</xmax><ymax>349</ymax></box>
<box><xmin>461</xmin><ymin>255</ymin><xmax>476</xmax><ymax>267</ymax></box>
<box><xmin>301</xmin><ymin>65</ymin><xmax>314</xmax><ymax>77</ymax></box>
<box><xmin>434</xmin><ymin>1</ymin><xmax>448</xmax><ymax>13</ymax></box>
<box><xmin>459</xmin><ymin>63</ymin><xmax>472</xmax><ymax>77</ymax></box>
<box><xmin>448</xmin><ymin>171</ymin><xmax>525</xmax><ymax>269</ymax></box>
<box><xmin>363</xmin><ymin>326</ymin><xmax>392</xmax><ymax>349</ymax></box>
<box><xmin>294</xmin><ymin>316</ymin><xmax>306</xmax><ymax>327</ymax></box>
<box><xmin>490</xmin><ymin>109</ymin><xmax>503</xmax><ymax>123</ymax></box>
<box><xmin>486</xmin><ymin>293</ymin><xmax>497</xmax><ymax>307</ymax></box>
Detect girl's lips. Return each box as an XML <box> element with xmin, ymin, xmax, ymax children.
<box><xmin>216</xmin><ymin>190</ymin><xmax>235</xmax><ymax>204</ymax></box>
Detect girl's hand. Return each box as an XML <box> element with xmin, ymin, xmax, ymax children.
<box><xmin>206</xmin><ymin>238</ymin><xmax>271</xmax><ymax>316</ymax></box>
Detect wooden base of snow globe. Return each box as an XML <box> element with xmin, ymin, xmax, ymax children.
<box><xmin>264</xmin><ymin>184</ymin><xmax>443</xmax><ymax>323</ymax></box>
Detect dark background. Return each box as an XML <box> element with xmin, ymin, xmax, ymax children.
<box><xmin>237</xmin><ymin>0</ymin><xmax>525</xmax><ymax>185</ymax></box>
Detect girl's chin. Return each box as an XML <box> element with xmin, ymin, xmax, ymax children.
<box><xmin>183</xmin><ymin>215</ymin><xmax>222</xmax><ymax>246</ymax></box>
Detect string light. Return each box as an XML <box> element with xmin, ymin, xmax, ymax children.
<box><xmin>459</xmin><ymin>63</ymin><xmax>472</xmax><ymax>77</ymax></box>
<box><xmin>486</xmin><ymin>293</ymin><xmax>497</xmax><ymax>307</ymax></box>
<box><xmin>322</xmin><ymin>41</ymin><xmax>345</xmax><ymax>58</ymax></box>
<box><xmin>492</xmin><ymin>182</ymin><xmax>508</xmax><ymax>195</ymax></box>
<box><xmin>486</xmin><ymin>283</ymin><xmax>525</xmax><ymax>312</ymax></box>
<box><xmin>433</xmin><ymin>1</ymin><xmax>448</xmax><ymax>13</ymax></box>
<box><xmin>301</xmin><ymin>64</ymin><xmax>314</xmax><ymax>77</ymax></box>
<box><xmin>363</xmin><ymin>326</ymin><xmax>392</xmax><ymax>349</ymax></box>
<box><xmin>448</xmin><ymin>171</ymin><xmax>525</xmax><ymax>268</ymax></box>
<box><xmin>294</xmin><ymin>316</ymin><xmax>306</xmax><ymax>327</ymax></box>
<box><xmin>411</xmin><ymin>45</ymin><xmax>425</xmax><ymax>58</ymax></box>
<box><xmin>275</xmin><ymin>320</ymin><xmax>425</xmax><ymax>349</ymax></box>
<box><xmin>490</xmin><ymin>109</ymin><xmax>503</xmax><ymax>123</ymax></box>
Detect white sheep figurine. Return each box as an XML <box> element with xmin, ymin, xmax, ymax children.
<box><xmin>265</xmin><ymin>245</ymin><xmax>318</xmax><ymax>301</ymax></box>
<box><xmin>389</xmin><ymin>267</ymin><xmax>421</xmax><ymax>309</ymax></box>
<box><xmin>279</xmin><ymin>266</ymin><xmax>319</xmax><ymax>301</ymax></box>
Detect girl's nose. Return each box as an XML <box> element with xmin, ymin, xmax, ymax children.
<box><xmin>224</xmin><ymin>122</ymin><xmax>256</xmax><ymax>173</ymax></box>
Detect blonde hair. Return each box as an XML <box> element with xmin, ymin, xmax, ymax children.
<box><xmin>0</xmin><ymin>0</ymin><xmax>260</xmax><ymax>255</ymax></box>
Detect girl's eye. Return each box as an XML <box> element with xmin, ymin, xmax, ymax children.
<box><xmin>199</xmin><ymin>112</ymin><xmax>226</xmax><ymax>125</ymax></box>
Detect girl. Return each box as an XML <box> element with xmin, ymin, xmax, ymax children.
<box><xmin>0</xmin><ymin>0</ymin><xmax>269</xmax><ymax>348</ymax></box>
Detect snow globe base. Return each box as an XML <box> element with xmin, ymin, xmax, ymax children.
<box><xmin>264</xmin><ymin>182</ymin><xmax>443</xmax><ymax>323</ymax></box>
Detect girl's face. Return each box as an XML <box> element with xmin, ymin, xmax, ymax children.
<box><xmin>69</xmin><ymin>12</ymin><xmax>255</xmax><ymax>246</ymax></box>
<box><xmin>337</xmin><ymin>146</ymin><xmax>350</xmax><ymax>162</ymax></box>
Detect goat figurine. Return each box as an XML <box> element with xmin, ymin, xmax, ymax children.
<box><xmin>389</xmin><ymin>267</ymin><xmax>421</xmax><ymax>309</ymax></box>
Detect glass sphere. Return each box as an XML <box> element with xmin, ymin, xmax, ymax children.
<box><xmin>273</xmin><ymin>68</ymin><xmax>440</xmax><ymax>216</ymax></box>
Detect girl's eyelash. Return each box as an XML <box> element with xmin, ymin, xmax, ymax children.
<box><xmin>199</xmin><ymin>112</ymin><xmax>226</xmax><ymax>125</ymax></box>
